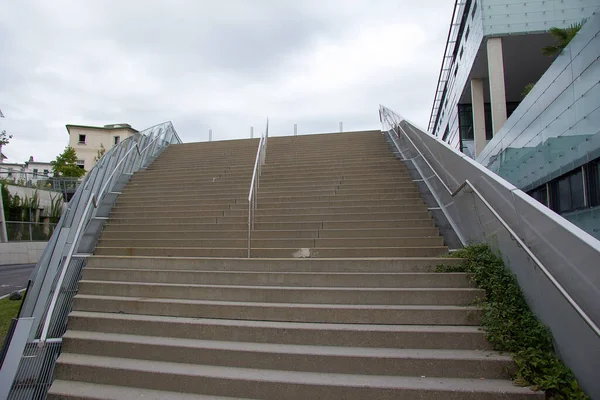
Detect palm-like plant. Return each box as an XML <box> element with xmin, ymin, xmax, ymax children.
<box><xmin>542</xmin><ymin>22</ymin><xmax>583</xmax><ymax>56</ymax></box>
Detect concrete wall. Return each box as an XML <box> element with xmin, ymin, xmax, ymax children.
<box><xmin>5</xmin><ymin>185</ymin><xmax>64</xmax><ymax>211</ymax></box>
<box><xmin>0</xmin><ymin>241</ymin><xmax>47</xmax><ymax>264</ymax></box>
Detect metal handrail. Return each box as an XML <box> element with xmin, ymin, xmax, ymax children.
<box><xmin>38</xmin><ymin>125</ymin><xmax>177</xmax><ymax>345</ymax></box>
<box><xmin>452</xmin><ymin>180</ymin><xmax>600</xmax><ymax>338</ymax></box>
<box><xmin>381</xmin><ymin>105</ymin><xmax>600</xmax><ymax>339</ymax></box>
<box><xmin>247</xmin><ymin>119</ymin><xmax>268</xmax><ymax>257</ymax></box>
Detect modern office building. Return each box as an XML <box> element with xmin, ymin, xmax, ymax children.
<box><xmin>429</xmin><ymin>0</ymin><xmax>598</xmax><ymax>157</ymax></box>
<box><xmin>430</xmin><ymin>1</ymin><xmax>600</xmax><ymax>239</ymax></box>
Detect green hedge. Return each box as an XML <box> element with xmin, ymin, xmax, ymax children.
<box><xmin>437</xmin><ymin>244</ymin><xmax>588</xmax><ymax>399</ymax></box>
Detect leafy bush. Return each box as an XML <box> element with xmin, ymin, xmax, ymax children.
<box><xmin>437</xmin><ymin>243</ymin><xmax>588</xmax><ymax>399</ymax></box>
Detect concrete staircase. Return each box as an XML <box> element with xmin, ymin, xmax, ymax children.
<box><xmin>48</xmin><ymin>131</ymin><xmax>541</xmax><ymax>399</ymax></box>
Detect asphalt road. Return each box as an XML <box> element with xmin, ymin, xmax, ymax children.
<box><xmin>0</xmin><ymin>263</ymin><xmax>35</xmax><ymax>297</ymax></box>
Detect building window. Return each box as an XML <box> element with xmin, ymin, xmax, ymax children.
<box><xmin>471</xmin><ymin>0</ymin><xmax>477</xmax><ymax>18</ymax></box>
<box><xmin>465</xmin><ymin>26</ymin><xmax>470</xmax><ymax>41</ymax></box>
<box><xmin>78</xmin><ymin>134</ymin><xmax>86</xmax><ymax>144</ymax></box>
<box><xmin>528</xmin><ymin>185</ymin><xmax>548</xmax><ymax>207</ymax></box>
<box><xmin>33</xmin><ymin>168</ymin><xmax>39</xmax><ymax>176</ymax></box>
<box><xmin>76</xmin><ymin>160</ymin><xmax>85</xmax><ymax>169</ymax></box>
<box><xmin>442</xmin><ymin>126</ymin><xmax>450</xmax><ymax>142</ymax></box>
<box><xmin>114</xmin><ymin>136</ymin><xmax>120</xmax><ymax>145</ymax></box>
<box><xmin>551</xmin><ymin>168</ymin><xmax>585</xmax><ymax>213</ymax></box>
<box><xmin>43</xmin><ymin>169</ymin><xmax>49</xmax><ymax>176</ymax></box>
<box><xmin>458</xmin><ymin>104</ymin><xmax>474</xmax><ymax>140</ymax></box>
<box><xmin>7</xmin><ymin>168</ymin><xmax>13</xmax><ymax>177</ymax></box>
<box><xmin>588</xmin><ymin>158</ymin><xmax>600</xmax><ymax>207</ymax></box>
<box><xmin>459</xmin><ymin>46</ymin><xmax>464</xmax><ymax>59</ymax></box>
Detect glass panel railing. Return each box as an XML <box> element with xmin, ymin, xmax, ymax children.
<box><xmin>0</xmin><ymin>121</ymin><xmax>181</xmax><ymax>400</ymax></box>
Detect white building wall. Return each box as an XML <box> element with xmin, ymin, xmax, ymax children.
<box><xmin>68</xmin><ymin>127</ymin><xmax>136</xmax><ymax>171</ymax></box>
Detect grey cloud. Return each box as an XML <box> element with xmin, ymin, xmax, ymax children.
<box><xmin>0</xmin><ymin>0</ymin><xmax>453</xmax><ymax>164</ymax></box>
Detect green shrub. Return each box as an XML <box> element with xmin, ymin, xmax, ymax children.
<box><xmin>437</xmin><ymin>243</ymin><xmax>588</xmax><ymax>399</ymax></box>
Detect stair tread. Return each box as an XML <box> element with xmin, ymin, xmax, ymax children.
<box><xmin>49</xmin><ymin>380</ymin><xmax>245</xmax><ymax>400</ymax></box>
<box><xmin>79</xmin><ymin>280</ymin><xmax>478</xmax><ymax>292</ymax></box>
<box><xmin>74</xmin><ymin>294</ymin><xmax>482</xmax><ymax>309</ymax></box>
<box><xmin>54</xmin><ymin>353</ymin><xmax>539</xmax><ymax>395</ymax></box>
<box><xmin>63</xmin><ymin>330</ymin><xmax>507</xmax><ymax>360</ymax></box>
<box><xmin>68</xmin><ymin>311</ymin><xmax>484</xmax><ymax>332</ymax></box>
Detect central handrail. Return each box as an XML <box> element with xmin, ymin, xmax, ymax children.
<box><xmin>247</xmin><ymin>119</ymin><xmax>268</xmax><ymax>257</ymax></box>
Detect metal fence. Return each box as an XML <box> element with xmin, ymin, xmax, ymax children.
<box><xmin>5</xmin><ymin>222</ymin><xmax>57</xmax><ymax>242</ymax></box>
<box><xmin>0</xmin><ymin>121</ymin><xmax>181</xmax><ymax>400</ymax></box>
<box><xmin>380</xmin><ymin>105</ymin><xmax>600</xmax><ymax>398</ymax></box>
<box><xmin>0</xmin><ymin>172</ymin><xmax>81</xmax><ymax>199</ymax></box>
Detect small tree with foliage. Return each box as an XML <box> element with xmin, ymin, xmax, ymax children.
<box><xmin>0</xmin><ymin>129</ymin><xmax>12</xmax><ymax>161</ymax></box>
<box><xmin>542</xmin><ymin>22</ymin><xmax>583</xmax><ymax>56</ymax></box>
<box><xmin>51</xmin><ymin>146</ymin><xmax>86</xmax><ymax>178</ymax></box>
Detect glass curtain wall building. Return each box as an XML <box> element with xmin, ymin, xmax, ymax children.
<box><xmin>430</xmin><ymin>0</ymin><xmax>600</xmax><ymax>239</ymax></box>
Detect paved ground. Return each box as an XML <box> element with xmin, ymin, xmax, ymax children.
<box><xmin>0</xmin><ymin>264</ymin><xmax>35</xmax><ymax>297</ymax></box>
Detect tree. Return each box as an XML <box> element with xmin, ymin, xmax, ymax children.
<box><xmin>0</xmin><ymin>129</ymin><xmax>12</xmax><ymax>162</ymax></box>
<box><xmin>542</xmin><ymin>22</ymin><xmax>583</xmax><ymax>56</ymax></box>
<box><xmin>51</xmin><ymin>146</ymin><xmax>86</xmax><ymax>177</ymax></box>
<box><xmin>93</xmin><ymin>143</ymin><xmax>106</xmax><ymax>163</ymax></box>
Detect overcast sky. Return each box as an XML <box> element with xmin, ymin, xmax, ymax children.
<box><xmin>0</xmin><ymin>0</ymin><xmax>452</xmax><ymax>164</ymax></box>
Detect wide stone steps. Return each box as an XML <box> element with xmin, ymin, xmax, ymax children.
<box><xmin>101</xmin><ymin>219</ymin><xmax>438</xmax><ymax>232</ymax></box>
<box><xmin>52</xmin><ymin>354</ymin><xmax>541</xmax><ymax>400</ymax></box>
<box><xmin>61</xmin><ymin>312</ymin><xmax>491</xmax><ymax>350</ymax></box>
<box><xmin>61</xmin><ymin>331</ymin><xmax>512</xmax><ymax>378</ymax></box>
<box><xmin>73</xmin><ymin>296</ymin><xmax>482</xmax><ymax>325</ymax></box>
<box><xmin>99</xmin><ymin>227</ymin><xmax>439</xmax><ymax>239</ymax></box>
<box><xmin>48</xmin><ymin>131</ymin><xmax>539</xmax><ymax>399</ymax></box>
<box><xmin>81</xmin><ymin>269</ymin><xmax>469</xmax><ymax>287</ymax></box>
<box><xmin>93</xmin><ymin>246</ymin><xmax>449</xmax><ymax>258</ymax></box>
<box><xmin>84</xmin><ymin>257</ymin><xmax>462</xmax><ymax>272</ymax></box>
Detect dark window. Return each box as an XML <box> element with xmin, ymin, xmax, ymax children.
<box><xmin>33</xmin><ymin>168</ymin><xmax>38</xmax><ymax>176</ymax></box>
<box><xmin>442</xmin><ymin>126</ymin><xmax>450</xmax><ymax>142</ymax></box>
<box><xmin>588</xmin><ymin>158</ymin><xmax>600</xmax><ymax>207</ymax></box>
<box><xmin>551</xmin><ymin>168</ymin><xmax>585</xmax><ymax>213</ymax></box>
<box><xmin>472</xmin><ymin>0</ymin><xmax>478</xmax><ymax>18</ymax></box>
<box><xmin>458</xmin><ymin>104</ymin><xmax>474</xmax><ymax>140</ymax></box>
<box><xmin>528</xmin><ymin>185</ymin><xmax>548</xmax><ymax>207</ymax></box>
<box><xmin>78</xmin><ymin>134</ymin><xmax>86</xmax><ymax>144</ymax></box>
<box><xmin>43</xmin><ymin>169</ymin><xmax>49</xmax><ymax>176</ymax></box>
<box><xmin>465</xmin><ymin>26</ymin><xmax>470</xmax><ymax>41</ymax></box>
<box><xmin>460</xmin><ymin>46</ymin><xmax>464</xmax><ymax>59</ymax></box>
<box><xmin>114</xmin><ymin>136</ymin><xmax>120</xmax><ymax>145</ymax></box>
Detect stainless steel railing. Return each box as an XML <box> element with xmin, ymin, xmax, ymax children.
<box><xmin>247</xmin><ymin>119</ymin><xmax>268</xmax><ymax>258</ymax></box>
<box><xmin>380</xmin><ymin>104</ymin><xmax>600</xmax><ymax>396</ymax></box>
<box><xmin>0</xmin><ymin>121</ymin><xmax>181</xmax><ymax>400</ymax></box>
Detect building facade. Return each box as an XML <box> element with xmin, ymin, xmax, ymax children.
<box><xmin>431</xmin><ymin>2</ymin><xmax>600</xmax><ymax>239</ymax></box>
<box><xmin>0</xmin><ymin>157</ymin><xmax>54</xmax><ymax>186</ymax></box>
<box><xmin>66</xmin><ymin>123</ymin><xmax>138</xmax><ymax>172</ymax></box>
<box><xmin>429</xmin><ymin>0</ymin><xmax>598</xmax><ymax>157</ymax></box>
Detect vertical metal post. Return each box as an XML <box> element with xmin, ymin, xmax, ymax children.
<box><xmin>294</xmin><ymin>124</ymin><xmax>297</xmax><ymax>136</ymax></box>
<box><xmin>247</xmin><ymin>200</ymin><xmax>251</xmax><ymax>258</ymax></box>
<box><xmin>209</xmin><ymin>129</ymin><xmax>213</xmax><ymax>142</ymax></box>
<box><xmin>339</xmin><ymin>122</ymin><xmax>343</xmax><ymax>133</ymax></box>
<box><xmin>0</xmin><ymin>186</ymin><xmax>8</xmax><ymax>242</ymax></box>
<box><xmin>250</xmin><ymin>127</ymin><xmax>254</xmax><ymax>139</ymax></box>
